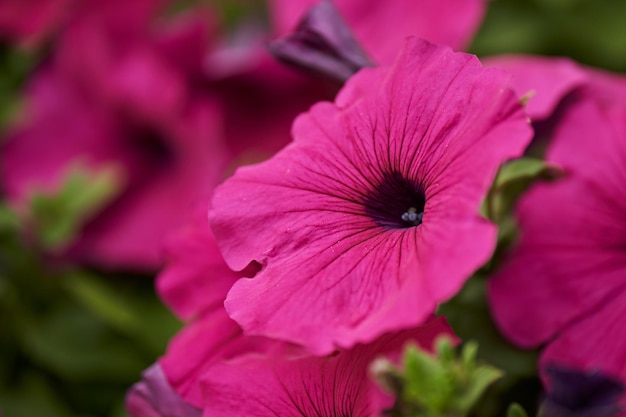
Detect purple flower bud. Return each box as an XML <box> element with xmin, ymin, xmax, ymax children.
<box><xmin>268</xmin><ymin>0</ymin><xmax>373</xmax><ymax>82</ymax></box>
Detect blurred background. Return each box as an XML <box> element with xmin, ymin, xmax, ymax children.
<box><xmin>0</xmin><ymin>0</ymin><xmax>625</xmax><ymax>416</ymax></box>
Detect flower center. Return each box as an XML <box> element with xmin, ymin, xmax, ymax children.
<box><xmin>401</xmin><ymin>207</ymin><xmax>424</xmax><ymax>226</ymax></box>
<box><xmin>363</xmin><ymin>171</ymin><xmax>426</xmax><ymax>229</ymax></box>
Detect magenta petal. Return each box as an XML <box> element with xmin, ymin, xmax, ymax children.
<box><xmin>201</xmin><ymin>317</ymin><xmax>455</xmax><ymax>417</ymax></box>
<box><xmin>126</xmin><ymin>364</ymin><xmax>201</xmax><ymax>417</ymax></box>
<box><xmin>484</xmin><ymin>55</ymin><xmax>587</xmax><ymax>121</ymax></box>
<box><xmin>545</xmin><ymin>100</ymin><xmax>626</xmax><ymax>186</ymax></box>
<box><xmin>156</xmin><ymin>205</ymin><xmax>269</xmax><ymax>407</ymax></box>
<box><xmin>210</xmin><ymin>38</ymin><xmax>531</xmax><ymax>354</ymax></box>
<box><xmin>585</xmin><ymin>67</ymin><xmax>626</xmax><ymax>108</ymax></box>
<box><xmin>270</xmin><ymin>0</ymin><xmax>485</xmax><ymax>64</ymax></box>
<box><xmin>159</xmin><ymin>311</ymin><xmax>243</xmax><ymax>408</ymax></box>
<box><xmin>160</xmin><ymin>309</ymin><xmax>300</xmax><ymax>408</ymax></box>
<box><xmin>488</xmin><ymin>181</ymin><xmax>626</xmax><ymax>347</ymax></box>
<box><xmin>156</xmin><ymin>206</ymin><xmax>240</xmax><ymax>321</ymax></box>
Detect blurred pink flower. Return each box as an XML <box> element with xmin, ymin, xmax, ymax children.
<box><xmin>0</xmin><ymin>5</ymin><xmax>227</xmax><ymax>270</ymax></box>
<box><xmin>0</xmin><ymin>0</ymin><xmax>166</xmax><ymax>47</ymax></box>
<box><xmin>0</xmin><ymin>0</ymin><xmax>73</xmax><ymax>46</ymax></box>
<box><xmin>209</xmin><ymin>38</ymin><xmax>532</xmax><ymax>355</ymax></box>
<box><xmin>487</xmin><ymin>56</ymin><xmax>626</xmax><ymax>394</ymax></box>
<box><xmin>269</xmin><ymin>0</ymin><xmax>486</xmax><ymax>65</ymax></box>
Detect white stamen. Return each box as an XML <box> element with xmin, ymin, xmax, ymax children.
<box><xmin>401</xmin><ymin>207</ymin><xmax>423</xmax><ymax>225</ymax></box>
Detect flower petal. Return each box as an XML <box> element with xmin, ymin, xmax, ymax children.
<box><xmin>484</xmin><ymin>55</ymin><xmax>587</xmax><ymax>121</ymax></box>
<box><xmin>201</xmin><ymin>317</ymin><xmax>455</xmax><ymax>417</ymax></box>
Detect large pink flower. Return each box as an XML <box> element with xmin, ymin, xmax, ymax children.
<box><xmin>487</xmin><ymin>57</ymin><xmax>626</xmax><ymax>394</ymax></box>
<box><xmin>269</xmin><ymin>0</ymin><xmax>486</xmax><ymax>64</ymax></box>
<box><xmin>210</xmin><ymin>38</ymin><xmax>532</xmax><ymax>354</ymax></box>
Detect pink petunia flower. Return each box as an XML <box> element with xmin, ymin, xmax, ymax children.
<box><xmin>200</xmin><ymin>317</ymin><xmax>455</xmax><ymax>417</ymax></box>
<box><xmin>487</xmin><ymin>56</ymin><xmax>626</xmax><ymax>395</ymax></box>
<box><xmin>209</xmin><ymin>37</ymin><xmax>532</xmax><ymax>355</ymax></box>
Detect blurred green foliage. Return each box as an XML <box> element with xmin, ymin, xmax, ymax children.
<box><xmin>0</xmin><ymin>193</ymin><xmax>181</xmax><ymax>417</ymax></box>
<box><xmin>472</xmin><ymin>0</ymin><xmax>626</xmax><ymax>72</ymax></box>
<box><xmin>27</xmin><ymin>164</ymin><xmax>124</xmax><ymax>250</ymax></box>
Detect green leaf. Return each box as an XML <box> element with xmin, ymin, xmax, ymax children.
<box><xmin>455</xmin><ymin>365</ymin><xmax>504</xmax><ymax>412</ymax></box>
<box><xmin>483</xmin><ymin>157</ymin><xmax>561</xmax><ymax>223</ymax></box>
<box><xmin>28</xmin><ymin>163</ymin><xmax>123</xmax><ymax>249</ymax></box>
<box><xmin>378</xmin><ymin>336</ymin><xmax>507</xmax><ymax>417</ymax></box>
<box><xmin>403</xmin><ymin>344</ymin><xmax>453</xmax><ymax>412</ymax></box>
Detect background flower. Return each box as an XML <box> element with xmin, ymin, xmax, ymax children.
<box><xmin>487</xmin><ymin>59</ymin><xmax>626</xmax><ymax>398</ymax></box>
<box><xmin>0</xmin><ymin>2</ymin><xmax>227</xmax><ymax>270</ymax></box>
